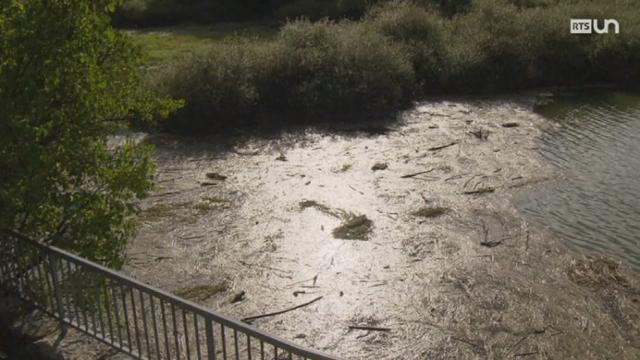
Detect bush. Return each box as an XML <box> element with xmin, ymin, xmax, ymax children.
<box><xmin>152</xmin><ymin>0</ymin><xmax>640</xmax><ymax>132</ymax></box>
<box><xmin>365</xmin><ymin>1</ymin><xmax>446</xmax><ymax>91</ymax></box>
<box><xmin>159</xmin><ymin>20</ymin><xmax>414</xmax><ymax>131</ymax></box>
<box><xmin>158</xmin><ymin>42</ymin><xmax>265</xmax><ymax>130</ymax></box>
<box><xmin>264</xmin><ymin>20</ymin><xmax>414</xmax><ymax>115</ymax></box>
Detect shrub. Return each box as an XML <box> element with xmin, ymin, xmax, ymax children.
<box><xmin>158</xmin><ymin>42</ymin><xmax>266</xmax><ymax>131</ymax></box>
<box><xmin>158</xmin><ymin>20</ymin><xmax>414</xmax><ymax>131</ymax></box>
<box><xmin>262</xmin><ymin>20</ymin><xmax>415</xmax><ymax>116</ymax></box>
<box><xmin>151</xmin><ymin>0</ymin><xmax>640</xmax><ymax>132</ymax></box>
<box><xmin>365</xmin><ymin>1</ymin><xmax>446</xmax><ymax>91</ymax></box>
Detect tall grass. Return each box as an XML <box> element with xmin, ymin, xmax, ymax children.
<box><xmin>152</xmin><ymin>0</ymin><xmax>640</xmax><ymax>132</ymax></box>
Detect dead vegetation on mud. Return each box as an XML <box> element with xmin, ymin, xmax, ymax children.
<box><xmin>299</xmin><ymin>200</ymin><xmax>374</xmax><ymax>240</ymax></box>
<box><xmin>174</xmin><ymin>283</ymin><xmax>228</xmax><ymax>302</ymax></box>
<box><xmin>108</xmin><ymin>98</ymin><xmax>640</xmax><ymax>360</ymax></box>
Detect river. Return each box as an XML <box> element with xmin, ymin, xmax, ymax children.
<box><xmin>517</xmin><ymin>90</ymin><xmax>640</xmax><ymax>271</ymax></box>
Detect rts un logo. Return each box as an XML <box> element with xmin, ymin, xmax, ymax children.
<box><xmin>571</xmin><ymin>19</ymin><xmax>620</xmax><ymax>34</ymax></box>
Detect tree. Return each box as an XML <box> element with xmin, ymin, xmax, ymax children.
<box><xmin>0</xmin><ymin>0</ymin><xmax>181</xmax><ymax>268</ymax></box>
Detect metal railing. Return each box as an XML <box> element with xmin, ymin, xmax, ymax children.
<box><xmin>0</xmin><ymin>233</ymin><xmax>338</xmax><ymax>360</ymax></box>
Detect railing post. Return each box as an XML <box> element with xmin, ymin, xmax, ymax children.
<box><xmin>48</xmin><ymin>253</ymin><xmax>68</xmax><ymax>336</ymax></box>
<box><xmin>205</xmin><ymin>318</ymin><xmax>216</xmax><ymax>360</ymax></box>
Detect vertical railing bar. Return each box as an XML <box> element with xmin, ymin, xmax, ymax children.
<box><xmin>111</xmin><ymin>284</ymin><xmax>124</xmax><ymax>348</ymax></box>
<box><xmin>90</xmin><ymin>289</ymin><xmax>98</xmax><ymax>336</ymax></box>
<box><xmin>139</xmin><ymin>291</ymin><xmax>152</xmax><ymax>358</ymax></box>
<box><xmin>221</xmin><ymin>324</ymin><xmax>227</xmax><ymax>360</ymax></box>
<box><xmin>60</xmin><ymin>258</ymin><xmax>74</xmax><ymax>325</ymax></box>
<box><xmin>32</xmin><ymin>255</ymin><xmax>47</xmax><ymax>308</ymax></box>
<box><xmin>130</xmin><ymin>288</ymin><xmax>142</xmax><ymax>356</ymax></box>
<box><xmin>260</xmin><ymin>341</ymin><xmax>264</xmax><ymax>360</ymax></box>
<box><xmin>64</xmin><ymin>260</ymin><xmax>80</xmax><ymax>327</ymax></box>
<box><xmin>161</xmin><ymin>300</ymin><xmax>171</xmax><ymax>358</ymax></box>
<box><xmin>27</xmin><ymin>248</ymin><xmax>40</xmax><ymax>299</ymax></box>
<box><xmin>96</xmin><ymin>280</ymin><xmax>106</xmax><ymax>339</ymax></box>
<box><xmin>194</xmin><ymin>314</ymin><xmax>203</xmax><ymax>360</ymax></box>
<box><xmin>150</xmin><ymin>296</ymin><xmax>162</xmax><ymax>359</ymax></box>
<box><xmin>120</xmin><ymin>285</ymin><xmax>133</xmax><ymax>351</ymax></box>
<box><xmin>205</xmin><ymin>318</ymin><xmax>216</xmax><ymax>360</ymax></box>
<box><xmin>182</xmin><ymin>309</ymin><xmax>191</xmax><ymax>360</ymax></box>
<box><xmin>103</xmin><ymin>279</ymin><xmax>115</xmax><ymax>343</ymax></box>
<box><xmin>41</xmin><ymin>256</ymin><xmax>56</xmax><ymax>313</ymax></box>
<box><xmin>246</xmin><ymin>334</ymin><xmax>252</xmax><ymax>360</ymax></box>
<box><xmin>234</xmin><ymin>329</ymin><xmax>239</xmax><ymax>360</ymax></box>
<box><xmin>289</xmin><ymin>350</ymin><xmax>293</xmax><ymax>360</ymax></box>
<box><xmin>18</xmin><ymin>240</ymin><xmax>31</xmax><ymax>298</ymax></box>
<box><xmin>47</xmin><ymin>254</ymin><xmax>67</xmax><ymax>336</ymax></box>
<box><xmin>79</xmin><ymin>267</ymin><xmax>90</xmax><ymax>332</ymax></box>
<box><xmin>34</xmin><ymin>255</ymin><xmax>52</xmax><ymax>311</ymax></box>
<box><xmin>171</xmin><ymin>302</ymin><xmax>181</xmax><ymax>359</ymax></box>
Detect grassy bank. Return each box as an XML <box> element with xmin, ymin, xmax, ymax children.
<box><xmin>131</xmin><ymin>0</ymin><xmax>640</xmax><ymax>132</ymax></box>
<box><xmin>128</xmin><ymin>22</ymin><xmax>277</xmax><ymax>66</ymax></box>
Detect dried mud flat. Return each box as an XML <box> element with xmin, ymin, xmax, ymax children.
<box><xmin>57</xmin><ymin>97</ymin><xmax>640</xmax><ymax>359</ymax></box>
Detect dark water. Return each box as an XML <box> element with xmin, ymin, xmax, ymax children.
<box><xmin>517</xmin><ymin>90</ymin><xmax>640</xmax><ymax>270</ymax></box>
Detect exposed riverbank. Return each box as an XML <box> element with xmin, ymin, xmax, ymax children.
<box><xmin>116</xmin><ymin>95</ymin><xmax>639</xmax><ymax>358</ymax></box>
<box><xmin>26</xmin><ymin>95</ymin><xmax>640</xmax><ymax>359</ymax></box>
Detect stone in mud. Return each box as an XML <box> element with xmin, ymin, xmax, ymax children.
<box><xmin>412</xmin><ymin>207</ymin><xmax>449</xmax><ymax>218</ymax></box>
<box><xmin>333</xmin><ymin>215</ymin><xmax>373</xmax><ymax>240</ymax></box>
<box><xmin>230</xmin><ymin>291</ymin><xmax>246</xmax><ymax>303</ymax></box>
<box><xmin>469</xmin><ymin>129</ymin><xmax>490</xmax><ymax>141</ymax></box>
<box><xmin>502</xmin><ymin>122</ymin><xmax>520</xmax><ymax>128</ymax></box>
<box><xmin>275</xmin><ymin>154</ymin><xmax>287</xmax><ymax>161</ymax></box>
<box><xmin>372</xmin><ymin>162</ymin><xmax>388</xmax><ymax>171</ymax></box>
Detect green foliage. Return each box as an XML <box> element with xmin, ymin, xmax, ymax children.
<box><xmin>267</xmin><ymin>20</ymin><xmax>414</xmax><ymax>115</ymax></box>
<box><xmin>150</xmin><ymin>0</ymin><xmax>640</xmax><ymax>132</ymax></box>
<box><xmin>365</xmin><ymin>1</ymin><xmax>446</xmax><ymax>90</ymax></box>
<box><xmin>0</xmin><ymin>0</ymin><xmax>181</xmax><ymax>268</ymax></box>
<box><xmin>161</xmin><ymin>20</ymin><xmax>414</xmax><ymax>131</ymax></box>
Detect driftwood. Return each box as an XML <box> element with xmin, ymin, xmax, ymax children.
<box><xmin>401</xmin><ymin>169</ymin><xmax>435</xmax><ymax>178</ymax></box>
<box><xmin>241</xmin><ymin>296</ymin><xmax>323</xmax><ymax>322</ymax></box>
<box><xmin>462</xmin><ymin>187</ymin><xmax>495</xmax><ymax>195</ymax></box>
<box><xmin>348</xmin><ymin>325</ymin><xmax>391</xmax><ymax>332</ymax></box>
<box><xmin>428</xmin><ymin>142</ymin><xmax>457</xmax><ymax>151</ymax></box>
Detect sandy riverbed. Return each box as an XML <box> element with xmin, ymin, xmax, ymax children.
<box><xmin>50</xmin><ymin>96</ymin><xmax>640</xmax><ymax>359</ymax></box>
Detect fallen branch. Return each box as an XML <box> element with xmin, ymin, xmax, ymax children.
<box><xmin>242</xmin><ymin>296</ymin><xmax>323</xmax><ymax>322</ymax></box>
<box><xmin>515</xmin><ymin>352</ymin><xmax>538</xmax><ymax>357</ymax></box>
<box><xmin>401</xmin><ymin>169</ymin><xmax>435</xmax><ymax>178</ymax></box>
<box><xmin>349</xmin><ymin>325</ymin><xmax>391</xmax><ymax>332</ymax></box>
<box><xmin>428</xmin><ymin>142</ymin><xmax>457</xmax><ymax>151</ymax></box>
<box><xmin>462</xmin><ymin>187</ymin><xmax>495</xmax><ymax>195</ymax></box>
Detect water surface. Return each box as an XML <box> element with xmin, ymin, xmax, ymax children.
<box><xmin>518</xmin><ymin>90</ymin><xmax>640</xmax><ymax>270</ymax></box>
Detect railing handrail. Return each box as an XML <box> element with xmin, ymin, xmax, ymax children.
<box><xmin>0</xmin><ymin>232</ymin><xmax>340</xmax><ymax>360</ymax></box>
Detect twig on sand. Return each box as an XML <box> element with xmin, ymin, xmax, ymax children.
<box><xmin>515</xmin><ymin>352</ymin><xmax>538</xmax><ymax>357</ymax></box>
<box><xmin>428</xmin><ymin>141</ymin><xmax>457</xmax><ymax>151</ymax></box>
<box><xmin>241</xmin><ymin>296</ymin><xmax>323</xmax><ymax>322</ymax></box>
<box><xmin>348</xmin><ymin>325</ymin><xmax>391</xmax><ymax>332</ymax></box>
<box><xmin>462</xmin><ymin>187</ymin><xmax>495</xmax><ymax>195</ymax></box>
<box><xmin>401</xmin><ymin>169</ymin><xmax>435</xmax><ymax>178</ymax></box>
<box><xmin>507</xmin><ymin>336</ymin><xmax>528</xmax><ymax>355</ymax></box>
